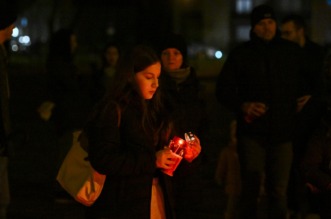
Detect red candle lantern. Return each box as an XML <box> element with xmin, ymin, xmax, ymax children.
<box><xmin>162</xmin><ymin>136</ymin><xmax>186</xmax><ymax>176</ymax></box>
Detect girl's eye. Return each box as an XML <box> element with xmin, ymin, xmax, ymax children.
<box><xmin>145</xmin><ymin>74</ymin><xmax>153</xmax><ymax>79</ymax></box>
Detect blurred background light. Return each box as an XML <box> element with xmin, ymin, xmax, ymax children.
<box><xmin>11</xmin><ymin>44</ymin><xmax>19</xmax><ymax>52</ymax></box>
<box><xmin>18</xmin><ymin>35</ymin><xmax>31</xmax><ymax>46</ymax></box>
<box><xmin>215</xmin><ymin>50</ymin><xmax>223</xmax><ymax>59</ymax></box>
<box><xmin>21</xmin><ymin>17</ymin><xmax>28</xmax><ymax>27</ymax></box>
<box><xmin>12</xmin><ymin>27</ymin><xmax>19</xmax><ymax>37</ymax></box>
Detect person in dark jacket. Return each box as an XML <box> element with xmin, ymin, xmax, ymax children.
<box><xmin>158</xmin><ymin>32</ymin><xmax>207</xmax><ymax>219</ymax></box>
<box><xmin>301</xmin><ymin>51</ymin><xmax>331</xmax><ymax>219</ymax></box>
<box><xmin>301</xmin><ymin>107</ymin><xmax>331</xmax><ymax>219</ymax></box>
<box><xmin>0</xmin><ymin>2</ymin><xmax>16</xmax><ymax>218</ymax></box>
<box><xmin>84</xmin><ymin>45</ymin><xmax>201</xmax><ymax>219</ymax></box>
<box><xmin>215</xmin><ymin>5</ymin><xmax>308</xmax><ymax>219</ymax></box>
<box><xmin>280</xmin><ymin>14</ymin><xmax>327</xmax><ymax>218</ymax></box>
<box><xmin>46</xmin><ymin>28</ymin><xmax>92</xmax><ymax>137</ymax></box>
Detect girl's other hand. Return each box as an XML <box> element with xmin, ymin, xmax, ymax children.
<box><xmin>184</xmin><ymin>136</ymin><xmax>201</xmax><ymax>162</ymax></box>
<box><xmin>155</xmin><ymin>148</ymin><xmax>177</xmax><ymax>169</ymax></box>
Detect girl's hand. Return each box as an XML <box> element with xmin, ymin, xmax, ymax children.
<box><xmin>184</xmin><ymin>135</ymin><xmax>201</xmax><ymax>162</ymax></box>
<box><xmin>155</xmin><ymin>148</ymin><xmax>177</xmax><ymax>169</ymax></box>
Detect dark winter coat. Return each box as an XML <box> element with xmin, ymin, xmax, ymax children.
<box><xmin>216</xmin><ymin>32</ymin><xmax>307</xmax><ymax>143</ymax></box>
<box><xmin>85</xmin><ymin>101</ymin><xmax>175</xmax><ymax>219</ymax></box>
<box><xmin>159</xmin><ymin>67</ymin><xmax>206</xmax><ymax>217</ymax></box>
<box><xmin>292</xmin><ymin>38</ymin><xmax>327</xmax><ymax>159</ymax></box>
<box><xmin>160</xmin><ymin>67</ymin><xmax>207</xmax><ymax>173</ymax></box>
<box><xmin>301</xmin><ymin>37</ymin><xmax>326</xmax><ymax>97</ymax></box>
<box><xmin>160</xmin><ymin>67</ymin><xmax>206</xmax><ymax>139</ymax></box>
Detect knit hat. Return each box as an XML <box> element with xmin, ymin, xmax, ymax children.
<box><xmin>0</xmin><ymin>2</ymin><xmax>17</xmax><ymax>30</ymax></box>
<box><xmin>250</xmin><ymin>4</ymin><xmax>276</xmax><ymax>27</ymax></box>
<box><xmin>158</xmin><ymin>33</ymin><xmax>187</xmax><ymax>61</ymax></box>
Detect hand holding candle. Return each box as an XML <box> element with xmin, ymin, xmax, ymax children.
<box><xmin>160</xmin><ymin>136</ymin><xmax>186</xmax><ymax>176</ymax></box>
<box><xmin>184</xmin><ymin>132</ymin><xmax>201</xmax><ymax>163</ymax></box>
<box><xmin>159</xmin><ymin>133</ymin><xmax>202</xmax><ymax>176</ymax></box>
<box><xmin>155</xmin><ymin>147</ymin><xmax>177</xmax><ymax>169</ymax></box>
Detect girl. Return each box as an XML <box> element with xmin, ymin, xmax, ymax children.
<box><xmin>84</xmin><ymin>45</ymin><xmax>201</xmax><ymax>219</ymax></box>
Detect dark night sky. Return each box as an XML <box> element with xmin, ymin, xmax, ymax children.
<box><xmin>7</xmin><ymin>0</ymin><xmax>175</xmax><ymax>53</ymax></box>
<box><xmin>23</xmin><ymin>0</ymin><xmax>173</xmax><ymax>45</ymax></box>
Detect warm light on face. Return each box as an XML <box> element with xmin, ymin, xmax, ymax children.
<box><xmin>134</xmin><ymin>62</ymin><xmax>161</xmax><ymax>100</ymax></box>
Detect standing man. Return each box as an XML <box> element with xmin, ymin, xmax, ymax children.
<box><xmin>0</xmin><ymin>2</ymin><xmax>17</xmax><ymax>219</ymax></box>
<box><xmin>216</xmin><ymin>5</ymin><xmax>308</xmax><ymax>219</ymax></box>
<box><xmin>281</xmin><ymin>14</ymin><xmax>327</xmax><ymax>218</ymax></box>
<box><xmin>280</xmin><ymin>14</ymin><xmax>326</xmax><ymax>113</ymax></box>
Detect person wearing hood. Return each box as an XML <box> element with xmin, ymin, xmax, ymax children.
<box><xmin>0</xmin><ymin>1</ymin><xmax>16</xmax><ymax>218</ymax></box>
<box><xmin>216</xmin><ymin>4</ymin><xmax>309</xmax><ymax>219</ymax></box>
<box><xmin>157</xmin><ymin>33</ymin><xmax>205</xmax><ymax>218</ymax></box>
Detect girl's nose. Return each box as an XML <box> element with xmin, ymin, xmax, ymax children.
<box><xmin>153</xmin><ymin>78</ymin><xmax>159</xmax><ymax>88</ymax></box>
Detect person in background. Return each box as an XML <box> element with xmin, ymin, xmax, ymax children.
<box><xmin>216</xmin><ymin>5</ymin><xmax>309</xmax><ymax>219</ymax></box>
<box><xmin>157</xmin><ymin>32</ymin><xmax>206</xmax><ymax>219</ymax></box>
<box><xmin>46</xmin><ymin>28</ymin><xmax>92</xmax><ymax>137</ymax></box>
<box><xmin>301</xmin><ymin>105</ymin><xmax>331</xmax><ymax>219</ymax></box>
<box><xmin>280</xmin><ymin>14</ymin><xmax>327</xmax><ymax>218</ymax></box>
<box><xmin>301</xmin><ymin>52</ymin><xmax>331</xmax><ymax>219</ymax></box>
<box><xmin>0</xmin><ymin>2</ymin><xmax>16</xmax><ymax>218</ymax></box>
<box><xmin>84</xmin><ymin>44</ymin><xmax>202</xmax><ymax>219</ymax></box>
<box><xmin>214</xmin><ymin>120</ymin><xmax>241</xmax><ymax>219</ymax></box>
<box><xmin>92</xmin><ymin>42</ymin><xmax>120</xmax><ymax>103</ymax></box>
<box><xmin>46</xmin><ymin>28</ymin><xmax>94</xmax><ymax>202</ymax></box>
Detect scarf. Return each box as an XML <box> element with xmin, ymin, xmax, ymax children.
<box><xmin>165</xmin><ymin>67</ymin><xmax>190</xmax><ymax>84</ymax></box>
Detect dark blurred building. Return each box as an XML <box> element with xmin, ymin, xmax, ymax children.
<box><xmin>172</xmin><ymin>0</ymin><xmax>331</xmax><ymax>51</ymax></box>
<box><xmin>8</xmin><ymin>0</ymin><xmax>331</xmax><ymax>77</ymax></box>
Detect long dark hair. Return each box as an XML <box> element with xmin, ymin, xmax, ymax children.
<box><xmin>106</xmin><ymin>44</ymin><xmax>172</xmax><ymax>146</ymax></box>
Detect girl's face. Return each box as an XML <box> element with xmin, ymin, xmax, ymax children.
<box><xmin>161</xmin><ymin>48</ymin><xmax>183</xmax><ymax>71</ymax></box>
<box><xmin>135</xmin><ymin>62</ymin><xmax>161</xmax><ymax>100</ymax></box>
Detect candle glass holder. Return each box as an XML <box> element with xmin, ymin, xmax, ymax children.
<box><xmin>162</xmin><ymin>136</ymin><xmax>186</xmax><ymax>176</ymax></box>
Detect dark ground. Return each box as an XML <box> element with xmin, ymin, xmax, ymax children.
<box><xmin>5</xmin><ymin>62</ymin><xmax>234</xmax><ymax>219</ymax></box>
